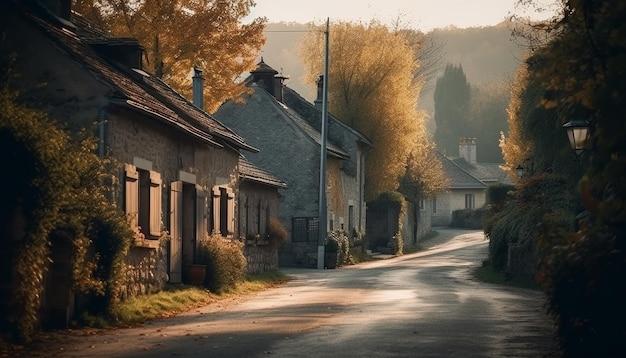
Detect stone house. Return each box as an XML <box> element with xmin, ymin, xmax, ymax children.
<box><xmin>214</xmin><ymin>59</ymin><xmax>372</xmax><ymax>267</ymax></box>
<box><xmin>1</xmin><ymin>0</ymin><xmax>281</xmax><ymax>328</ymax></box>
<box><xmin>238</xmin><ymin>158</ymin><xmax>287</xmax><ymax>273</ymax></box>
<box><xmin>432</xmin><ymin>138</ymin><xmax>510</xmax><ymax>226</ymax></box>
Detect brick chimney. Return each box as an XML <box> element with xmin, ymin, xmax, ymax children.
<box><xmin>459</xmin><ymin>138</ymin><xmax>477</xmax><ymax>165</ymax></box>
<box><xmin>192</xmin><ymin>67</ymin><xmax>204</xmax><ymax>110</ymax></box>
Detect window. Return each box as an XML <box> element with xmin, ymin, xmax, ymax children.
<box><xmin>465</xmin><ymin>194</ymin><xmax>475</xmax><ymax>209</ymax></box>
<box><xmin>419</xmin><ymin>199</ymin><xmax>425</xmax><ymax>210</ymax></box>
<box><xmin>348</xmin><ymin>205</ymin><xmax>354</xmax><ymax>236</ymax></box>
<box><xmin>292</xmin><ymin>217</ymin><xmax>319</xmax><ymax>242</ymax></box>
<box><xmin>125</xmin><ymin>164</ymin><xmax>162</xmax><ymax>238</ymax></box>
<box><xmin>212</xmin><ymin>186</ymin><xmax>235</xmax><ymax>237</ymax></box>
<box><xmin>432</xmin><ymin>197</ymin><xmax>437</xmax><ymax>214</ymax></box>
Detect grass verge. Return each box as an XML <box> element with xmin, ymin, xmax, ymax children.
<box><xmin>472</xmin><ymin>263</ymin><xmax>539</xmax><ymax>290</ymax></box>
<box><xmin>80</xmin><ymin>270</ymin><xmax>291</xmax><ymax>328</ymax></box>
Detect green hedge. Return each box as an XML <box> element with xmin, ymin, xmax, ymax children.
<box><xmin>484</xmin><ymin>173</ymin><xmax>575</xmax><ymax>273</ymax></box>
<box><xmin>450</xmin><ymin>208</ymin><xmax>485</xmax><ymax>229</ymax></box>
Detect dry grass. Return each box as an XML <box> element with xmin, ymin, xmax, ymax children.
<box><xmin>80</xmin><ymin>270</ymin><xmax>291</xmax><ymax>328</ymax></box>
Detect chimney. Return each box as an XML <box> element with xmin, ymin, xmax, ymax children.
<box><xmin>459</xmin><ymin>138</ymin><xmax>477</xmax><ymax>165</ymax></box>
<box><xmin>250</xmin><ymin>58</ymin><xmax>278</xmax><ymax>97</ymax></box>
<box><xmin>273</xmin><ymin>74</ymin><xmax>289</xmax><ymax>103</ymax></box>
<box><xmin>192</xmin><ymin>68</ymin><xmax>204</xmax><ymax>110</ymax></box>
<box><xmin>314</xmin><ymin>75</ymin><xmax>324</xmax><ymax>110</ymax></box>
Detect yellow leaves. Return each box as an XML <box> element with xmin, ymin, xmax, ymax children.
<box><xmin>79</xmin><ymin>0</ymin><xmax>266</xmax><ymax>112</ymax></box>
<box><xmin>300</xmin><ymin>21</ymin><xmax>429</xmax><ymax>199</ymax></box>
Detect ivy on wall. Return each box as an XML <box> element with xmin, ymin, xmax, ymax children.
<box><xmin>0</xmin><ymin>86</ymin><xmax>132</xmax><ymax>342</ymax></box>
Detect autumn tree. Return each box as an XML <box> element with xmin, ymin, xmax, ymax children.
<box><xmin>299</xmin><ymin>20</ymin><xmax>443</xmax><ymax>201</ymax></box>
<box><xmin>501</xmin><ymin>1</ymin><xmax>626</xmax><ymax>356</ymax></box>
<box><xmin>499</xmin><ymin>64</ymin><xmax>532</xmax><ymax>181</ymax></box>
<box><xmin>73</xmin><ymin>0</ymin><xmax>266</xmax><ymax>113</ymax></box>
<box><xmin>433</xmin><ymin>63</ymin><xmax>471</xmax><ymax>156</ymax></box>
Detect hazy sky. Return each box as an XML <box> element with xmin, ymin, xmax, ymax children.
<box><xmin>247</xmin><ymin>0</ymin><xmax>558</xmax><ymax>31</ymax></box>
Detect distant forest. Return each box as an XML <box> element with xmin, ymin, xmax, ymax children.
<box><xmin>259</xmin><ymin>21</ymin><xmax>530</xmax><ymax>162</ymax></box>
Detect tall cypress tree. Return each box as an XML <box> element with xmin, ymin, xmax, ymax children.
<box><xmin>433</xmin><ymin>64</ymin><xmax>471</xmax><ymax>156</ymax></box>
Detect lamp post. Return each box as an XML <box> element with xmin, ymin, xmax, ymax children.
<box><xmin>563</xmin><ymin>118</ymin><xmax>591</xmax><ymax>156</ymax></box>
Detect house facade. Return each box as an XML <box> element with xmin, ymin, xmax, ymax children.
<box><xmin>432</xmin><ymin>138</ymin><xmax>510</xmax><ymax>226</ymax></box>
<box><xmin>214</xmin><ymin>60</ymin><xmax>371</xmax><ymax>267</ymax></box>
<box><xmin>1</xmin><ymin>0</ymin><xmax>276</xmax><ymax>328</ymax></box>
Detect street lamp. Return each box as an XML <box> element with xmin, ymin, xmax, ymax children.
<box><xmin>563</xmin><ymin>118</ymin><xmax>591</xmax><ymax>156</ymax></box>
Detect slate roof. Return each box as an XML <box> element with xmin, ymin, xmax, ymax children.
<box><xmin>239</xmin><ymin>158</ymin><xmax>287</xmax><ymax>188</ymax></box>
<box><xmin>440</xmin><ymin>154</ymin><xmax>488</xmax><ymax>190</ymax></box>
<box><xmin>282</xmin><ymin>86</ymin><xmax>373</xmax><ymax>148</ymax></box>
<box><xmin>250</xmin><ymin>83</ymin><xmax>350</xmax><ymax>160</ymax></box>
<box><xmin>17</xmin><ymin>1</ymin><xmax>255</xmax><ymax>152</ymax></box>
<box><xmin>451</xmin><ymin>158</ymin><xmax>511</xmax><ymax>185</ymax></box>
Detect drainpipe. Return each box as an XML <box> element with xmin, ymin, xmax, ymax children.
<box><xmin>97</xmin><ymin>104</ymin><xmax>108</xmax><ymax>158</ymax></box>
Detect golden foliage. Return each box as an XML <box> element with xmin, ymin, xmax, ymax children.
<box><xmin>299</xmin><ymin>20</ymin><xmax>428</xmax><ymax>200</ymax></box>
<box><xmin>74</xmin><ymin>0</ymin><xmax>266</xmax><ymax>113</ymax></box>
<box><xmin>500</xmin><ymin>62</ymin><xmax>532</xmax><ymax>181</ymax></box>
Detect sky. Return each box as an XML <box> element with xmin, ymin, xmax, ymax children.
<box><xmin>246</xmin><ymin>0</ymin><xmax>558</xmax><ymax>32</ymax></box>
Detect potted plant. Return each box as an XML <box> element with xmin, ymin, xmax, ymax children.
<box><xmin>182</xmin><ymin>240</ymin><xmax>208</xmax><ymax>286</ymax></box>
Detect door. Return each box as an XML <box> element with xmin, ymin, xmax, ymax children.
<box><xmin>169</xmin><ymin>181</ymin><xmax>183</xmax><ymax>283</ymax></box>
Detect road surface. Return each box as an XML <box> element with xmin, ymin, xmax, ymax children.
<box><xmin>22</xmin><ymin>228</ymin><xmax>559</xmax><ymax>357</ymax></box>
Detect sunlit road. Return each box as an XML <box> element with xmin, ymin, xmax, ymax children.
<box><xmin>30</xmin><ymin>228</ymin><xmax>559</xmax><ymax>357</ymax></box>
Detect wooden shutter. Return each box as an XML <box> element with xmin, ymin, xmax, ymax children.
<box><xmin>212</xmin><ymin>186</ymin><xmax>221</xmax><ymax>235</ymax></box>
<box><xmin>149</xmin><ymin>171</ymin><xmax>162</xmax><ymax>236</ymax></box>
<box><xmin>169</xmin><ymin>181</ymin><xmax>183</xmax><ymax>283</ymax></box>
<box><xmin>226</xmin><ymin>188</ymin><xmax>235</xmax><ymax>235</ymax></box>
<box><xmin>196</xmin><ymin>186</ymin><xmax>207</xmax><ymax>241</ymax></box>
<box><xmin>124</xmin><ymin>164</ymin><xmax>139</xmax><ymax>228</ymax></box>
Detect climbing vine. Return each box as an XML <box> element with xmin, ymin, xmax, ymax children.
<box><xmin>0</xmin><ymin>85</ymin><xmax>132</xmax><ymax>342</ymax></box>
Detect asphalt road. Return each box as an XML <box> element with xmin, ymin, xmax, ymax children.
<box><xmin>22</xmin><ymin>228</ymin><xmax>560</xmax><ymax>357</ymax></box>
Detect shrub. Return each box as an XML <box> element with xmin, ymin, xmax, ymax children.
<box><xmin>486</xmin><ymin>183</ymin><xmax>515</xmax><ymax>210</ymax></box>
<box><xmin>325</xmin><ymin>230</ymin><xmax>352</xmax><ymax>267</ymax></box>
<box><xmin>0</xmin><ymin>86</ymin><xmax>132</xmax><ymax>342</ymax></box>
<box><xmin>539</xmin><ymin>225</ymin><xmax>626</xmax><ymax>357</ymax></box>
<box><xmin>196</xmin><ymin>235</ymin><xmax>247</xmax><ymax>293</ymax></box>
<box><xmin>484</xmin><ymin>173</ymin><xmax>575</xmax><ymax>273</ymax></box>
<box><xmin>451</xmin><ymin>208</ymin><xmax>485</xmax><ymax>229</ymax></box>
<box><xmin>265</xmin><ymin>216</ymin><xmax>289</xmax><ymax>248</ymax></box>
<box><xmin>391</xmin><ymin>233</ymin><xmax>403</xmax><ymax>256</ymax></box>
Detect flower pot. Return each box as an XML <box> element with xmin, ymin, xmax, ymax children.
<box><xmin>182</xmin><ymin>264</ymin><xmax>207</xmax><ymax>286</ymax></box>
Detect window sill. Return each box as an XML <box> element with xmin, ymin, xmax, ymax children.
<box><xmin>245</xmin><ymin>240</ymin><xmax>269</xmax><ymax>246</ymax></box>
<box><xmin>133</xmin><ymin>237</ymin><xmax>161</xmax><ymax>249</ymax></box>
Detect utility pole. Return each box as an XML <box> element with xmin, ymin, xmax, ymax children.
<box><xmin>317</xmin><ymin>18</ymin><xmax>330</xmax><ymax>270</ymax></box>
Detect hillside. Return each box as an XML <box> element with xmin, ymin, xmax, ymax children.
<box><xmin>260</xmin><ymin>20</ymin><xmax>527</xmax><ymax>101</ymax></box>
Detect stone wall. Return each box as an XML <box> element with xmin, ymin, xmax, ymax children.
<box><xmin>244</xmin><ymin>243</ymin><xmax>278</xmax><ymax>274</ymax></box>
<box><xmin>122</xmin><ymin>240</ymin><xmax>169</xmax><ymax>299</ymax></box>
